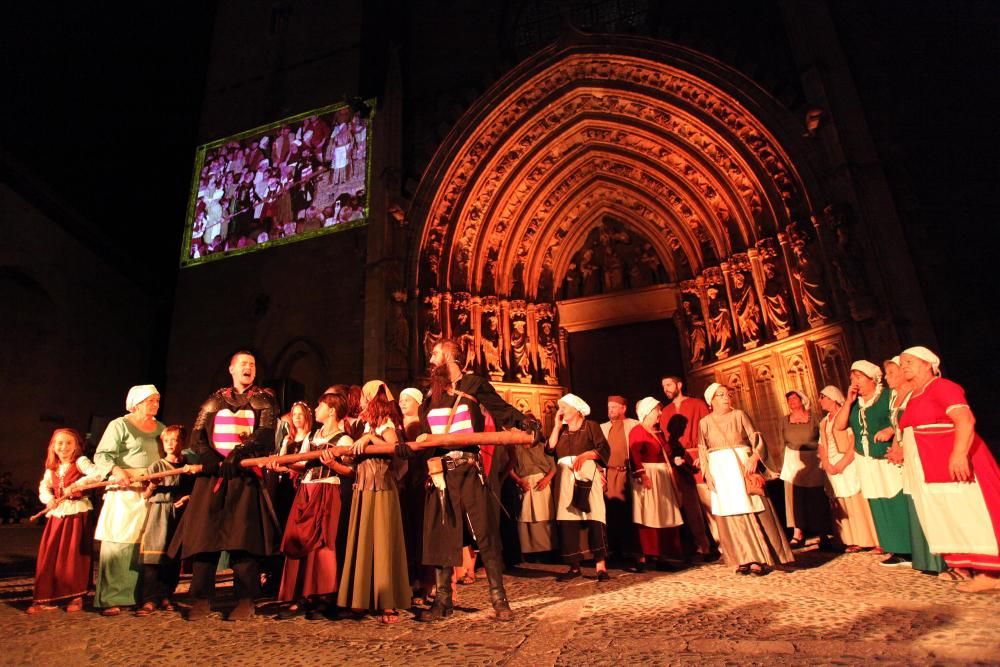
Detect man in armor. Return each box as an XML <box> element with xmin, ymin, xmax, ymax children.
<box><xmin>169</xmin><ymin>351</ymin><xmax>281</xmax><ymax>621</ymax></box>
<box><xmin>405</xmin><ymin>339</ymin><xmax>540</xmax><ymax>622</ymax></box>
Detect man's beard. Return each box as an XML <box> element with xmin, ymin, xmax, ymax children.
<box><xmin>430</xmin><ymin>363</ymin><xmax>452</xmax><ymax>402</ymax></box>
<box><xmin>663</xmin><ymin>390</ymin><xmax>677</xmax><ymax>400</ymax></box>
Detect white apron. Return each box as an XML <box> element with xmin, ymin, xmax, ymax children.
<box><xmin>631</xmin><ymin>463</ymin><xmax>685</xmax><ymax>528</ymax></box>
<box><xmin>903</xmin><ymin>426</ymin><xmax>998</xmax><ymax>556</ymax></box>
<box><xmin>518</xmin><ymin>472</ymin><xmax>555</xmax><ymax>523</ymax></box>
<box><xmin>780</xmin><ymin>448</ymin><xmax>826</xmax><ymax>487</ymax></box>
<box><xmin>856</xmin><ymin>435</ymin><xmax>904</xmax><ymax>500</ymax></box>
<box><xmin>95</xmin><ymin>486</ymin><xmax>148</xmax><ymax>544</ymax></box>
<box><xmin>708</xmin><ymin>447</ymin><xmax>765</xmax><ymax>517</ymax></box>
<box><xmin>555</xmin><ymin>457</ymin><xmax>606</xmax><ymax>523</ymax></box>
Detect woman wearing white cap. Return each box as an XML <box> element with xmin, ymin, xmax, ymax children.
<box><xmin>833</xmin><ymin>360</ymin><xmax>912</xmax><ymax>567</ymax></box>
<box><xmin>698</xmin><ymin>383</ymin><xmax>793</xmax><ymax>575</ymax></box>
<box><xmin>898</xmin><ymin>347</ymin><xmax>1000</xmax><ymax>592</ymax></box>
<box><xmin>816</xmin><ymin>385</ymin><xmax>879</xmax><ymax>552</ymax></box>
<box><xmin>547</xmin><ymin>393</ymin><xmax>612</xmax><ymax>581</ymax></box>
<box><xmin>628</xmin><ymin>397</ymin><xmax>685</xmax><ymax>568</ymax></box>
<box><xmin>779</xmin><ymin>390</ymin><xmax>833</xmax><ymax>549</ymax></box>
<box><xmin>884</xmin><ymin>357</ymin><xmax>945</xmax><ymax>574</ymax></box>
<box><xmin>92</xmin><ymin>385</ymin><xmax>166</xmax><ymax>615</ymax></box>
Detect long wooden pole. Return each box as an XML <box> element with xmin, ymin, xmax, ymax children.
<box><xmin>31</xmin><ymin>430</ymin><xmax>534</xmax><ymax>521</ymax></box>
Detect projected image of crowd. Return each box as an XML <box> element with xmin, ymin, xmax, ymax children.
<box><xmin>188</xmin><ymin>109</ymin><xmax>368</xmax><ymax>260</ymax></box>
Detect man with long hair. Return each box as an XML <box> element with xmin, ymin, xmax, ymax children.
<box><xmin>406</xmin><ymin>338</ymin><xmax>540</xmax><ymax>622</ymax></box>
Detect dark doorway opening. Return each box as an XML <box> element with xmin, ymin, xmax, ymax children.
<box><xmin>567</xmin><ymin>318</ymin><xmax>684</xmax><ymax>421</ymax></box>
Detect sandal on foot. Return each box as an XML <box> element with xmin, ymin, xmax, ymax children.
<box><xmin>939</xmin><ymin>568</ymin><xmax>972</xmax><ymax>582</ymax></box>
<box><xmin>458</xmin><ymin>573</ymin><xmax>475</xmax><ymax>585</ymax></box>
<box><xmin>134</xmin><ymin>602</ymin><xmax>156</xmax><ymax>617</ymax></box>
<box><xmin>380</xmin><ymin>609</ymin><xmax>400</xmax><ymax>624</ymax></box>
<box><xmin>27</xmin><ymin>604</ymin><xmax>57</xmax><ymax>615</ymax></box>
<box><xmin>736</xmin><ymin>564</ymin><xmax>752</xmax><ymax>575</ymax></box>
<box><xmin>160</xmin><ymin>599</ymin><xmax>175</xmax><ymax>612</ymax></box>
<box><xmin>101</xmin><ymin>607</ymin><xmax>122</xmax><ymax>617</ymax></box>
<box><xmin>65</xmin><ymin>598</ymin><xmax>84</xmax><ymax>613</ymax></box>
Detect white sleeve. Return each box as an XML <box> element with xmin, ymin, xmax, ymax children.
<box><xmin>75</xmin><ymin>456</ymin><xmax>104</xmax><ymax>485</ymax></box>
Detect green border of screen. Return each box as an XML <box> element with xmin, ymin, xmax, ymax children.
<box><xmin>179</xmin><ymin>98</ymin><xmax>376</xmax><ymax>268</ymax></box>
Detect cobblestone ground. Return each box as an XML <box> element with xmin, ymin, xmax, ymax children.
<box><xmin>2</xmin><ymin>524</ymin><xmax>999</xmax><ymax>666</ymax></box>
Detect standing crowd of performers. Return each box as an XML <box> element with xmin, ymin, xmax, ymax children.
<box><xmin>26</xmin><ymin>341</ymin><xmax>1000</xmax><ymax>622</ymax></box>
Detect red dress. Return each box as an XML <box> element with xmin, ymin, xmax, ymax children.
<box><xmin>628</xmin><ymin>426</ymin><xmax>683</xmax><ymax>558</ymax></box>
<box><xmin>33</xmin><ymin>464</ymin><xmax>95</xmax><ymax>604</ymax></box>
<box><xmin>899</xmin><ymin>377</ymin><xmax>1000</xmax><ymax>570</ymax></box>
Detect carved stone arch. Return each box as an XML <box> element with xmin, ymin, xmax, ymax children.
<box><xmin>520</xmin><ymin>178</ymin><xmax>700</xmax><ymax>295</ymax></box>
<box><xmin>491</xmin><ymin>147</ymin><xmax>727</xmax><ymax>283</ymax></box>
<box><xmin>411</xmin><ymin>37</ymin><xmax>823</xmax><ymax>298</ymax></box>
<box><xmin>538</xmin><ymin>197</ymin><xmax>680</xmax><ymax>299</ymax></box>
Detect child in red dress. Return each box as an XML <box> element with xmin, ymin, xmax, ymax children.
<box><xmin>29</xmin><ymin>428</ymin><xmax>102</xmax><ymax>614</ymax></box>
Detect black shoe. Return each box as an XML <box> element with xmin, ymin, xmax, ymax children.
<box><xmin>596</xmin><ymin>570</ymin><xmax>610</xmax><ymax>582</ymax></box>
<box><xmin>556</xmin><ymin>569</ymin><xmax>582</xmax><ymax>582</ymax></box>
<box><xmin>632</xmin><ymin>561</ymin><xmax>647</xmax><ymax>573</ymax></box>
<box><xmin>491</xmin><ymin>595</ymin><xmax>514</xmax><ymax>622</ymax></box>
<box><xmin>305</xmin><ymin>603</ymin><xmax>331</xmax><ymax>621</ymax></box>
<box><xmin>417</xmin><ymin>600</ymin><xmax>454</xmax><ymax>622</ymax></box>
<box><xmin>276</xmin><ymin>604</ymin><xmax>302</xmax><ymax>620</ymax></box>
<box><xmin>879</xmin><ymin>554</ymin><xmax>912</xmax><ymax>568</ymax></box>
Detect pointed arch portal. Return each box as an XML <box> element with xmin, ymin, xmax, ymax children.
<box><xmin>409</xmin><ymin>35</ymin><xmax>853</xmax><ymax>451</ymax></box>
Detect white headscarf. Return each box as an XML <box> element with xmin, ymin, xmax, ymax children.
<box><xmin>635</xmin><ymin>397</ymin><xmax>661</xmax><ymax>423</ymax></box>
<box><xmin>850</xmin><ymin>360</ymin><xmax>882</xmax><ymax>381</ymax></box>
<box><xmin>703</xmin><ymin>382</ymin><xmax>722</xmax><ymax>406</ymax></box>
<box><xmin>902</xmin><ymin>346</ymin><xmax>942</xmax><ymax>376</ymax></box>
<box><xmin>819</xmin><ymin>385</ymin><xmax>846</xmax><ymax>405</ymax></box>
<box><xmin>400</xmin><ymin>387</ymin><xmax>423</xmax><ymax>406</ymax></box>
<box><xmin>558</xmin><ymin>393</ymin><xmax>591</xmax><ymax>417</ymax></box>
<box><xmin>125</xmin><ymin>385</ymin><xmax>159</xmax><ymax>412</ymax></box>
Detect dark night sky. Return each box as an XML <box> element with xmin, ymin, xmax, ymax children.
<box><xmin>2</xmin><ymin>2</ymin><xmax>997</xmax><ymax>429</ymax></box>
<box><xmin>1</xmin><ymin>3</ymin><xmax>214</xmax><ymax>282</ymax></box>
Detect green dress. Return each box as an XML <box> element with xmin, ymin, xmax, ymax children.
<box><xmin>849</xmin><ymin>389</ymin><xmax>910</xmax><ymax>555</ymax></box>
<box><xmin>892</xmin><ymin>393</ymin><xmax>945</xmax><ymax>573</ymax></box>
<box><xmin>93</xmin><ymin>416</ymin><xmax>164</xmax><ymax>607</ymax></box>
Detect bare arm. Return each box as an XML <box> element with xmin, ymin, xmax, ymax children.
<box><xmin>948</xmin><ymin>406</ymin><xmax>977</xmax><ymax>482</ymax></box>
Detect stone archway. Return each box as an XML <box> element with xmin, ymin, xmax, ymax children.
<box><xmin>409</xmin><ymin>34</ymin><xmax>852</xmax><ymax>447</ymax></box>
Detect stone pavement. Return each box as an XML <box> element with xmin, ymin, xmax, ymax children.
<box><xmin>2</xmin><ymin>524</ymin><xmax>999</xmax><ymax>666</ymax></box>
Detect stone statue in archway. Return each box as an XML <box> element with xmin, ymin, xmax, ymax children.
<box><xmin>536</xmin><ymin>320</ymin><xmax>560</xmax><ymax>385</ymax></box>
<box><xmin>705</xmin><ymin>285</ymin><xmax>734</xmax><ymax>359</ymax></box>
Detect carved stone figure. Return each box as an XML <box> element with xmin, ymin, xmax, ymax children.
<box><xmin>789</xmin><ymin>230</ymin><xmax>831</xmax><ymax>325</ymax></box>
<box><xmin>537</xmin><ymin>321</ymin><xmax>560</xmax><ymax>385</ymax></box>
<box><xmin>761</xmin><ymin>259</ymin><xmax>792</xmax><ymax>337</ymax></box>
<box><xmin>681</xmin><ymin>295</ymin><xmax>708</xmax><ymax>367</ymax></box>
<box><xmin>601</xmin><ymin>242</ymin><xmax>625</xmax><ymax>292</ymax></box>
<box><xmin>562</xmin><ymin>262</ymin><xmax>581</xmax><ymax>300</ymax></box>
<box><xmin>481</xmin><ymin>313</ymin><xmax>504</xmax><ymax>381</ymax></box>
<box><xmin>705</xmin><ymin>286</ymin><xmax>734</xmax><ymax>359</ymax></box>
<box><xmin>730</xmin><ymin>269</ymin><xmax>762</xmax><ymax>348</ymax></box>
<box><xmin>451</xmin><ymin>307</ymin><xmax>476</xmax><ymax>372</ymax></box>
<box><xmin>509</xmin><ymin>319</ymin><xmax>532</xmax><ymax>383</ymax></box>
<box><xmin>421</xmin><ymin>292</ymin><xmax>442</xmax><ymax>370</ymax></box>
<box><xmin>579</xmin><ymin>249</ymin><xmax>601</xmax><ymax>296</ymax></box>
